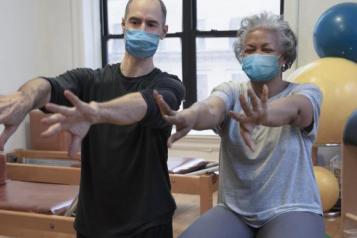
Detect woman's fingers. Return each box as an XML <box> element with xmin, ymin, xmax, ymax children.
<box><xmin>239</xmin><ymin>94</ymin><xmax>253</xmax><ymax>117</ymax></box>
<box><xmin>241</xmin><ymin>130</ymin><xmax>255</xmax><ymax>152</ymax></box>
<box><xmin>154</xmin><ymin>90</ymin><xmax>175</xmax><ymax>116</ymax></box>
<box><xmin>248</xmin><ymin>88</ymin><xmax>260</xmax><ymax>112</ymax></box>
<box><xmin>167</xmin><ymin>128</ymin><xmax>190</xmax><ymax>147</ymax></box>
<box><xmin>261</xmin><ymin>85</ymin><xmax>269</xmax><ymax>110</ymax></box>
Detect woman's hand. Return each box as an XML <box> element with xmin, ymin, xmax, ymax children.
<box><xmin>154</xmin><ymin>90</ymin><xmax>197</xmax><ymax>147</ymax></box>
<box><xmin>229</xmin><ymin>85</ymin><xmax>269</xmax><ymax>151</ymax></box>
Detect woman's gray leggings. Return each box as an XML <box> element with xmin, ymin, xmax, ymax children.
<box><xmin>178</xmin><ymin>206</ymin><xmax>325</xmax><ymax>238</ymax></box>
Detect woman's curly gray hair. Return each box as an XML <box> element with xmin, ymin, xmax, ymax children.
<box><xmin>233</xmin><ymin>12</ymin><xmax>297</xmax><ymax>72</ymax></box>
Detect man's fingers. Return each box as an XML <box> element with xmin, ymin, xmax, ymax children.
<box><xmin>41</xmin><ymin>113</ymin><xmax>66</xmax><ymax>125</ymax></box>
<box><xmin>64</xmin><ymin>90</ymin><xmax>84</xmax><ymax>109</ymax></box>
<box><xmin>41</xmin><ymin>123</ymin><xmax>64</xmax><ymax>137</ymax></box>
<box><xmin>45</xmin><ymin>103</ymin><xmax>73</xmax><ymax>115</ymax></box>
<box><xmin>68</xmin><ymin>136</ymin><xmax>81</xmax><ymax>158</ymax></box>
<box><xmin>153</xmin><ymin>90</ymin><xmax>175</xmax><ymax>116</ymax></box>
<box><xmin>0</xmin><ymin>125</ymin><xmax>18</xmax><ymax>151</ymax></box>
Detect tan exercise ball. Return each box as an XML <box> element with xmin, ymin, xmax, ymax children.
<box><xmin>313</xmin><ymin>166</ymin><xmax>339</xmax><ymax>212</ymax></box>
<box><xmin>289</xmin><ymin>57</ymin><xmax>357</xmax><ymax>144</ymax></box>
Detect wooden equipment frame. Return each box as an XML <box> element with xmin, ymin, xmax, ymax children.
<box><xmin>341</xmin><ymin>143</ymin><xmax>357</xmax><ymax>234</ymax></box>
<box><xmin>0</xmin><ymin>150</ymin><xmax>79</xmax><ymax>238</ymax></box>
<box><xmin>0</xmin><ymin>149</ymin><xmax>218</xmax><ymax>237</ymax></box>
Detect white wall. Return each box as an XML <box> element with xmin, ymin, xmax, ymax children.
<box><xmin>0</xmin><ymin>0</ymin><xmax>101</xmax><ymax>151</ymax></box>
<box><xmin>285</xmin><ymin>0</ymin><xmax>355</xmax><ymax>68</ymax></box>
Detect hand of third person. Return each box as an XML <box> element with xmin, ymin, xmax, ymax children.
<box><xmin>0</xmin><ymin>92</ymin><xmax>32</xmax><ymax>150</ymax></box>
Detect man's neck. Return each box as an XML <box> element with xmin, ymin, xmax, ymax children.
<box><xmin>120</xmin><ymin>53</ymin><xmax>155</xmax><ymax>78</ymax></box>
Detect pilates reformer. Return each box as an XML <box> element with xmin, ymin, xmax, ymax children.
<box><xmin>0</xmin><ymin>149</ymin><xmax>218</xmax><ymax>238</ymax></box>
<box><xmin>0</xmin><ymin>150</ymin><xmax>79</xmax><ymax>238</ymax></box>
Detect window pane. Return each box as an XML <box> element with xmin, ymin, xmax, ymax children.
<box><xmin>107</xmin><ymin>0</ymin><xmax>126</xmax><ymax>35</ymax></box>
<box><xmin>164</xmin><ymin>0</ymin><xmax>182</xmax><ymax>33</ymax></box>
<box><xmin>196</xmin><ymin>38</ymin><xmax>249</xmax><ymax>101</ymax></box>
<box><xmin>155</xmin><ymin>38</ymin><xmax>182</xmax><ymax>80</ymax></box>
<box><xmin>107</xmin><ymin>0</ymin><xmax>182</xmax><ymax>35</ymax></box>
<box><xmin>197</xmin><ymin>0</ymin><xmax>280</xmax><ymax>31</ymax></box>
<box><xmin>107</xmin><ymin>39</ymin><xmax>125</xmax><ymax>64</ymax></box>
<box><xmin>107</xmin><ymin>38</ymin><xmax>182</xmax><ymax>81</ymax></box>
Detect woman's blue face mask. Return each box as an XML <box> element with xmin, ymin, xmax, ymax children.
<box><xmin>242</xmin><ymin>54</ymin><xmax>280</xmax><ymax>82</ymax></box>
<box><xmin>124</xmin><ymin>29</ymin><xmax>160</xmax><ymax>58</ymax></box>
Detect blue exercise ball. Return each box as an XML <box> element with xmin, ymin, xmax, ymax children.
<box><xmin>313</xmin><ymin>2</ymin><xmax>357</xmax><ymax>62</ymax></box>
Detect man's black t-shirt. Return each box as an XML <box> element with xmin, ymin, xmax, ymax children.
<box><xmin>44</xmin><ymin>64</ymin><xmax>185</xmax><ymax>237</ymax></box>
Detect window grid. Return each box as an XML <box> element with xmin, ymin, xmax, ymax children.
<box><xmin>100</xmin><ymin>0</ymin><xmax>284</xmax><ymax>107</ymax></box>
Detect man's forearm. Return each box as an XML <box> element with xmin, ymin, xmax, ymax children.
<box><xmin>94</xmin><ymin>92</ymin><xmax>147</xmax><ymax>125</ymax></box>
<box><xmin>18</xmin><ymin>78</ymin><xmax>51</xmax><ymax>112</ymax></box>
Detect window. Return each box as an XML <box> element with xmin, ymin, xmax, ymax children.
<box><xmin>101</xmin><ymin>0</ymin><xmax>283</xmax><ymax>107</ymax></box>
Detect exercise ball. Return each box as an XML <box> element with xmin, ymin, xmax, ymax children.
<box><xmin>343</xmin><ymin>110</ymin><xmax>357</xmax><ymax>146</ymax></box>
<box><xmin>313</xmin><ymin>2</ymin><xmax>357</xmax><ymax>62</ymax></box>
<box><xmin>313</xmin><ymin>166</ymin><xmax>339</xmax><ymax>212</ymax></box>
<box><xmin>289</xmin><ymin>57</ymin><xmax>357</xmax><ymax>144</ymax></box>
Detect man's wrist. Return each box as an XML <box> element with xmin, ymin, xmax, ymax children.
<box><xmin>88</xmin><ymin>101</ymin><xmax>101</xmax><ymax>124</ymax></box>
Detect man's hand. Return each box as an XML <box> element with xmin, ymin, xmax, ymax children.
<box><xmin>229</xmin><ymin>85</ymin><xmax>269</xmax><ymax>151</ymax></box>
<box><xmin>41</xmin><ymin>90</ymin><xmax>99</xmax><ymax>157</ymax></box>
<box><xmin>0</xmin><ymin>92</ymin><xmax>32</xmax><ymax>150</ymax></box>
<box><xmin>154</xmin><ymin>90</ymin><xmax>197</xmax><ymax>147</ymax></box>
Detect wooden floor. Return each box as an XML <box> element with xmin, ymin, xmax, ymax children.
<box><xmin>0</xmin><ymin>192</ymin><xmax>344</xmax><ymax>238</ymax></box>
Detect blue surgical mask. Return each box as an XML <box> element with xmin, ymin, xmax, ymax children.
<box><xmin>124</xmin><ymin>29</ymin><xmax>160</xmax><ymax>58</ymax></box>
<box><xmin>242</xmin><ymin>54</ymin><xmax>280</xmax><ymax>82</ymax></box>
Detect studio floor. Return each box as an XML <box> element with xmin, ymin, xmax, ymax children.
<box><xmin>0</xmin><ymin>192</ymin><xmax>342</xmax><ymax>238</ymax></box>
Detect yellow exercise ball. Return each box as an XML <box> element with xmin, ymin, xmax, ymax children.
<box><xmin>289</xmin><ymin>57</ymin><xmax>357</xmax><ymax>144</ymax></box>
<box><xmin>313</xmin><ymin>166</ymin><xmax>339</xmax><ymax>212</ymax></box>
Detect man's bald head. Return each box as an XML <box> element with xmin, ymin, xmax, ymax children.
<box><xmin>124</xmin><ymin>0</ymin><xmax>167</xmax><ymax>25</ymax></box>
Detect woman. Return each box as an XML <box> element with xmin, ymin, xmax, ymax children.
<box><xmin>154</xmin><ymin>12</ymin><xmax>325</xmax><ymax>238</ymax></box>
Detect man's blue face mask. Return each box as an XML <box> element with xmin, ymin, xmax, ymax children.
<box><xmin>125</xmin><ymin>29</ymin><xmax>160</xmax><ymax>58</ymax></box>
<box><xmin>242</xmin><ymin>54</ymin><xmax>280</xmax><ymax>82</ymax></box>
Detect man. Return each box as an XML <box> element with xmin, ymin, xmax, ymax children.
<box><xmin>0</xmin><ymin>0</ymin><xmax>185</xmax><ymax>237</ymax></box>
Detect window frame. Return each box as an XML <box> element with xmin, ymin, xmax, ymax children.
<box><xmin>100</xmin><ymin>0</ymin><xmax>284</xmax><ymax>107</ymax></box>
